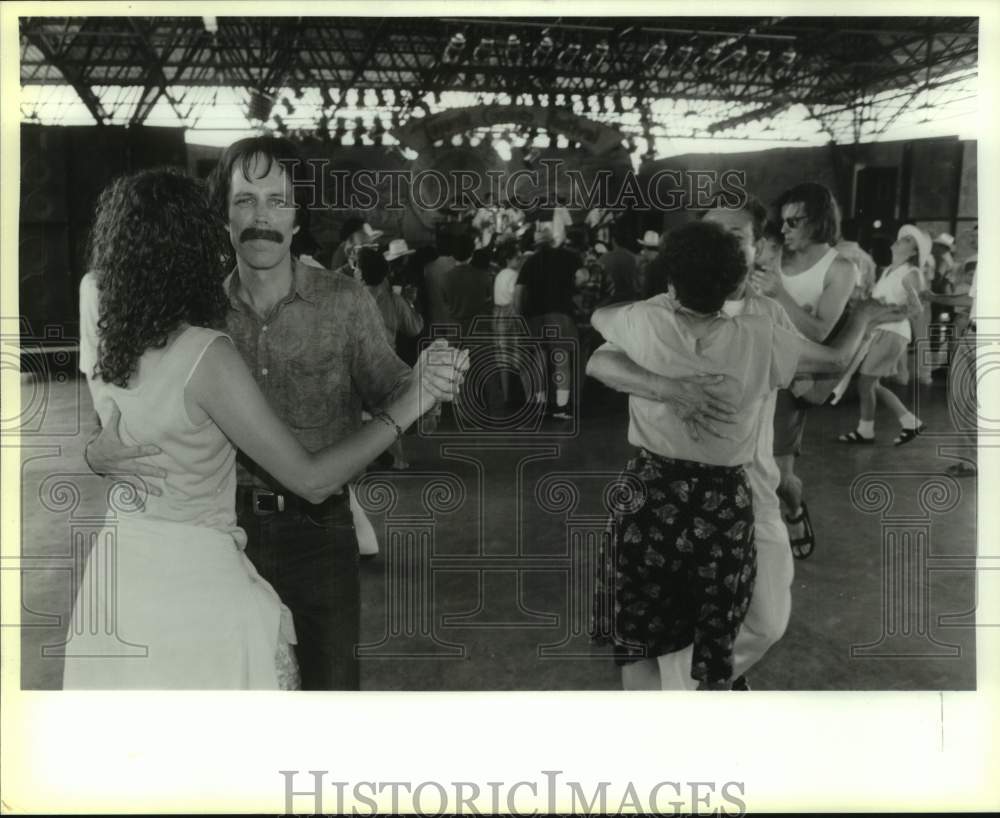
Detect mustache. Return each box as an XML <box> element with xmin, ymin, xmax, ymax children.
<box><xmin>240</xmin><ymin>227</ymin><xmax>285</xmax><ymax>244</ymax></box>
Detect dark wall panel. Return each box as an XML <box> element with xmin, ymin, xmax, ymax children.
<box><xmin>18</xmin><ymin>223</ymin><xmax>72</xmax><ymax>343</ymax></box>
<box><xmin>908</xmin><ymin>138</ymin><xmax>963</xmax><ymax>219</ymax></box>
<box><xmin>958</xmin><ymin>140</ymin><xmax>977</xmax><ymax>219</ymax></box>
<box><xmin>18</xmin><ymin>124</ymin><xmax>187</xmax><ymax>345</ymax></box>
<box><xmin>20</xmin><ymin>126</ymin><xmax>68</xmax><ymax>223</ymax></box>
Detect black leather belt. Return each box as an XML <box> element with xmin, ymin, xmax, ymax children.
<box><xmin>236</xmin><ymin>485</ymin><xmax>347</xmax><ymax>516</ymax></box>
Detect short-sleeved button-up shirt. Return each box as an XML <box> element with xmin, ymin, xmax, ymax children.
<box><xmin>224</xmin><ymin>260</ymin><xmax>411</xmax><ymax>488</ymax></box>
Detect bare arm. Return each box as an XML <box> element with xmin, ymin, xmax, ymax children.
<box><xmin>188</xmin><ymin>337</ymin><xmax>465</xmax><ymax>503</ymax></box>
<box><xmin>902</xmin><ymin>269</ymin><xmax>925</xmax><ymax>320</ymax></box>
<box><xmin>771</xmin><ymin>257</ymin><xmax>856</xmax><ymax>342</ymax></box>
<box><xmin>586</xmin><ymin>345</ymin><xmax>736</xmax><ymax>441</ymax></box>
<box><xmin>794</xmin><ymin>299</ymin><xmax>906</xmax><ymax>372</ymax></box>
<box><xmin>922</xmin><ymin>291</ymin><xmax>973</xmax><ymax>309</ymax></box>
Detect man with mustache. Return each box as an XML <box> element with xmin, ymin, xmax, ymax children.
<box><xmin>85</xmin><ymin>136</ymin><xmax>458</xmax><ymax>690</ymax></box>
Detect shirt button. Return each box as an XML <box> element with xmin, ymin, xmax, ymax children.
<box><xmin>261</xmin><ymin>368</ymin><xmax>269</xmax><ymax>376</ymax></box>
<box><xmin>262</xmin><ymin>325</ymin><xmax>268</xmax><ymax>332</ymax></box>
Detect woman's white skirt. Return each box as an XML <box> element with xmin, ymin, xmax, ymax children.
<box><xmin>62</xmin><ymin>516</ymin><xmax>297</xmax><ymax>690</ymax></box>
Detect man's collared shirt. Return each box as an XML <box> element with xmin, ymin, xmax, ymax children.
<box><xmin>224</xmin><ymin>259</ymin><xmax>410</xmax><ymax>489</ymax></box>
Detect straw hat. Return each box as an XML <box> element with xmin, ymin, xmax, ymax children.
<box><xmin>932</xmin><ymin>232</ymin><xmax>955</xmax><ymax>249</ymax></box>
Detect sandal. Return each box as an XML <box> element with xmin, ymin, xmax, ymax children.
<box><xmin>785</xmin><ymin>501</ymin><xmax>815</xmax><ymax>560</ymax></box>
<box><xmin>945</xmin><ymin>462</ymin><xmax>977</xmax><ymax>478</ymax></box>
<box><xmin>838</xmin><ymin>431</ymin><xmax>875</xmax><ymax>444</ymax></box>
<box><xmin>893</xmin><ymin>423</ymin><xmax>925</xmax><ymax>446</ymax></box>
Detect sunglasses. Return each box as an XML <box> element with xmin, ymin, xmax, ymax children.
<box><xmin>782</xmin><ymin>216</ymin><xmax>807</xmax><ymax>228</ymax></box>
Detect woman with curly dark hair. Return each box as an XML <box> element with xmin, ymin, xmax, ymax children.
<box><xmin>587</xmin><ymin>220</ymin><xmax>898</xmax><ymax>691</ymax></box>
<box><xmin>68</xmin><ymin>168</ymin><xmax>466</xmax><ymax>690</ymax></box>
<box><xmin>86</xmin><ymin>168</ymin><xmax>230</xmax><ymax>387</ymax></box>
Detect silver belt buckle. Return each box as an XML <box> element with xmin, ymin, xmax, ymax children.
<box><xmin>251</xmin><ymin>489</ymin><xmax>286</xmax><ymax>514</ymax></box>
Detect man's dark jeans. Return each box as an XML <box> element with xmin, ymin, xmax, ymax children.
<box><xmin>239</xmin><ymin>493</ymin><xmax>360</xmax><ymax>691</ymax></box>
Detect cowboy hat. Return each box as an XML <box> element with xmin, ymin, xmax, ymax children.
<box><xmin>384</xmin><ymin>238</ymin><xmax>415</xmax><ymax>262</ymax></box>
<box><xmin>360</xmin><ymin>222</ymin><xmax>383</xmax><ymax>242</ymax></box>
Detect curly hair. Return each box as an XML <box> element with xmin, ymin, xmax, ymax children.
<box><xmin>657</xmin><ymin>221</ymin><xmax>748</xmax><ymax>313</ymax></box>
<box><xmin>90</xmin><ymin>168</ymin><xmax>230</xmax><ymax>387</ymax></box>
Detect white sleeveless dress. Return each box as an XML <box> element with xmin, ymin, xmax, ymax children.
<box><xmin>64</xmin><ymin>317</ymin><xmax>298</xmax><ymax>689</ymax></box>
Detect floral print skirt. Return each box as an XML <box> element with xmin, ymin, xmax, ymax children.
<box><xmin>591</xmin><ymin>448</ymin><xmax>757</xmax><ymax>685</ymax></box>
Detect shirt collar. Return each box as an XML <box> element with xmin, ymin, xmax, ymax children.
<box><xmin>224</xmin><ymin>258</ymin><xmax>318</xmax><ymax>312</ymax></box>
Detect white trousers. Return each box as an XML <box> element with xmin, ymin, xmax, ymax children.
<box><xmin>350</xmin><ymin>485</ymin><xmax>380</xmax><ymax>556</ymax></box>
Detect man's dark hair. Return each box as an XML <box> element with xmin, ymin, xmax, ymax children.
<box><xmin>339</xmin><ymin>216</ymin><xmax>365</xmax><ymax>243</ymax></box>
<box><xmin>357</xmin><ymin>246</ymin><xmax>389</xmax><ymax>287</ymax></box>
<box><xmin>207</xmin><ymin>135</ymin><xmax>311</xmax><ymax>236</ymax></box>
<box><xmin>774</xmin><ymin>182</ymin><xmax>841</xmax><ymax>246</ymax></box>
<box><xmin>436</xmin><ymin>227</ymin><xmax>455</xmax><ymax>257</ymax></box>
<box><xmin>659</xmin><ymin>221</ymin><xmax>748</xmax><ymax>313</ymax></box>
<box><xmin>471</xmin><ymin>246</ymin><xmax>492</xmax><ymax>270</ymax></box>
<box><xmin>494</xmin><ymin>239</ymin><xmax>520</xmax><ymax>267</ymax></box>
<box><xmin>452</xmin><ymin>232</ymin><xmax>475</xmax><ymax>263</ymax></box>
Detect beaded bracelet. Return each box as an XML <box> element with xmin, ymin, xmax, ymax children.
<box><xmin>372</xmin><ymin>410</ymin><xmax>403</xmax><ymax>440</ymax></box>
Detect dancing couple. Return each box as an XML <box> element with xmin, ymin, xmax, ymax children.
<box><xmin>69</xmin><ymin>138</ymin><xmax>468</xmax><ymax>690</ymax></box>
<box><xmin>588</xmin><ymin>201</ymin><xmax>904</xmax><ymax>690</ymax></box>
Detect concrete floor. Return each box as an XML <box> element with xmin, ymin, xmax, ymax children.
<box><xmin>18</xmin><ymin>361</ymin><xmax>977</xmax><ymax>690</ymax></box>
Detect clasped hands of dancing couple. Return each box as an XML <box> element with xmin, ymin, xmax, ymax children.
<box><xmin>68</xmin><ymin>149</ymin><xmax>471</xmax><ymax>692</ymax></box>
<box><xmin>85</xmin><ymin>340</ymin><xmax>469</xmax><ymax>500</ymax></box>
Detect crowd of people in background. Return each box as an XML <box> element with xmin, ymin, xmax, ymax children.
<box><xmin>72</xmin><ymin>132</ymin><xmax>979</xmax><ymax>693</ymax></box>
<box><xmin>316</xmin><ymin>190</ymin><xmax>978</xmax><ymax>438</ymax></box>
<box><xmin>318</xmin><ymin>182</ymin><xmax>978</xmax><ymax>576</ymax></box>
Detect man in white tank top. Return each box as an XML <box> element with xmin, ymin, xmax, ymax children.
<box><xmin>751</xmin><ymin>183</ymin><xmax>856</xmax><ymax>559</ymax></box>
